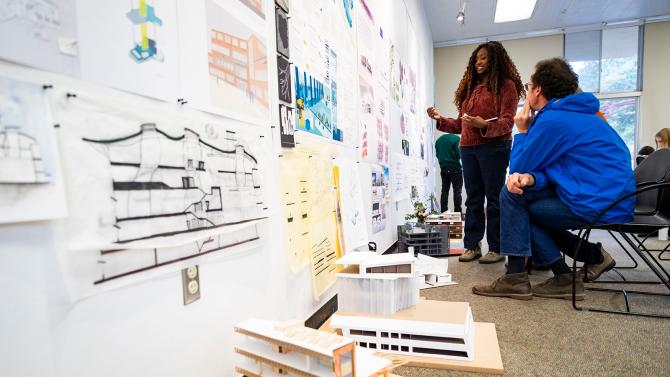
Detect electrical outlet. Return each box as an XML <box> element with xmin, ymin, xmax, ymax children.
<box><xmin>181</xmin><ymin>265</ymin><xmax>201</xmax><ymax>305</ymax></box>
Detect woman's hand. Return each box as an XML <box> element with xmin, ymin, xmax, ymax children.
<box><xmin>426</xmin><ymin>106</ymin><xmax>441</xmax><ymax>120</ymax></box>
<box><xmin>462</xmin><ymin>113</ymin><xmax>488</xmax><ymax>129</ymax></box>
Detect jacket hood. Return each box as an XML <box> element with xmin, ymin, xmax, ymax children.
<box><xmin>546</xmin><ymin>92</ymin><xmax>600</xmax><ymax>114</ymax></box>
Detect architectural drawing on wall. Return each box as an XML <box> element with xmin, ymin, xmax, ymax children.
<box><xmin>0</xmin><ymin>0</ymin><xmax>79</xmax><ymax>75</ymax></box>
<box><xmin>376</xmin><ymin>94</ymin><xmax>389</xmax><ymax>165</ymax></box>
<box><xmin>277</xmin><ymin>54</ymin><xmax>292</xmax><ymax>103</ymax></box>
<box><xmin>0</xmin><ymin>125</ymin><xmax>48</xmax><ymax>183</ymax></box>
<box><xmin>83</xmin><ymin>123</ymin><xmax>267</xmax><ymax>244</ymax></box>
<box><xmin>342</xmin><ymin>0</ymin><xmax>354</xmax><ymax>28</ymax></box>
<box><xmin>239</xmin><ymin>0</ymin><xmax>264</xmax><ymax>19</ymax></box>
<box><xmin>275</xmin><ymin>7</ymin><xmax>289</xmax><ymax>59</ymax></box>
<box><xmin>359</xmin><ymin>74</ymin><xmax>374</xmax><ymax>160</ymax></box>
<box><xmin>127</xmin><ymin>0</ymin><xmax>164</xmax><ymax>63</ymax></box>
<box><xmin>207</xmin><ymin>0</ymin><xmax>269</xmax><ymax>121</ymax></box>
<box><xmin>408</xmin><ymin>67</ymin><xmax>417</xmax><ymax>114</ymax></box>
<box><xmin>278</xmin><ymin>149</ymin><xmax>310</xmax><ymax>271</ymax></box>
<box><xmin>279</xmin><ymin>103</ymin><xmax>295</xmax><ymax>147</ymax></box>
<box><xmin>371</xmin><ymin>164</ymin><xmax>389</xmax><ymax>234</ymax></box>
<box><xmin>334</xmin><ymin>159</ymin><xmax>368</xmax><ymax>254</ymax></box>
<box><xmin>275</xmin><ymin>0</ymin><xmax>288</xmax><ymax>13</ymax></box>
<box><xmin>0</xmin><ymin>75</ymin><xmax>66</xmax><ymax>223</ymax></box>
<box><xmin>295</xmin><ymin>64</ymin><xmax>333</xmax><ymax>139</ymax></box>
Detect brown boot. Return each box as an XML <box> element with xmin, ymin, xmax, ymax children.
<box><xmin>472</xmin><ymin>272</ymin><xmax>532</xmax><ymax>300</ymax></box>
<box><xmin>583</xmin><ymin>245</ymin><xmax>616</xmax><ymax>282</ymax></box>
<box><xmin>532</xmin><ymin>273</ymin><xmax>585</xmax><ymax>300</ymax></box>
<box><xmin>459</xmin><ymin>242</ymin><xmax>482</xmax><ymax>262</ymax></box>
<box><xmin>479</xmin><ymin>251</ymin><xmax>505</xmax><ymax>264</ymax></box>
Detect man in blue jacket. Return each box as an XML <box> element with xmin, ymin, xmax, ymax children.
<box><xmin>473</xmin><ymin>58</ymin><xmax>635</xmax><ymax>300</ymax></box>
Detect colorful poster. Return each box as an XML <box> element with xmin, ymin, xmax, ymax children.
<box><xmin>294</xmin><ymin>64</ymin><xmax>334</xmax><ymax>139</ymax></box>
<box><xmin>76</xmin><ymin>0</ymin><xmax>179</xmax><ymax>101</ymax></box>
<box><xmin>206</xmin><ymin>0</ymin><xmax>269</xmax><ymax>122</ymax></box>
<box><xmin>0</xmin><ymin>75</ymin><xmax>66</xmax><ymax>223</ymax></box>
<box><xmin>370</xmin><ymin>163</ymin><xmax>389</xmax><ymax>234</ymax></box>
<box><xmin>50</xmin><ymin>85</ymin><xmax>269</xmax><ymax>298</ymax></box>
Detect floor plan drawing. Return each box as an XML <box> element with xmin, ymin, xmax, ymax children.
<box><xmin>83</xmin><ymin>123</ymin><xmax>267</xmax><ymax>244</ymax></box>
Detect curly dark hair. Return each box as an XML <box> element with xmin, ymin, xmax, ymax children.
<box><xmin>530</xmin><ymin>58</ymin><xmax>579</xmax><ymax>100</ymax></box>
<box><xmin>454</xmin><ymin>41</ymin><xmax>525</xmax><ymax>110</ymax></box>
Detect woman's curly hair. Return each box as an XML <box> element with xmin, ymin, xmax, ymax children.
<box><xmin>454</xmin><ymin>41</ymin><xmax>525</xmax><ymax>110</ymax></box>
<box><xmin>530</xmin><ymin>58</ymin><xmax>579</xmax><ymax>100</ymax></box>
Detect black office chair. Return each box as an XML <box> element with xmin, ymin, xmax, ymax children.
<box><xmin>571</xmin><ymin>149</ymin><xmax>670</xmax><ymax>318</ymax></box>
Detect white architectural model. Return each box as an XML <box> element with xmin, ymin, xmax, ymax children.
<box><xmin>336</xmin><ymin>252</ymin><xmax>421</xmax><ymax>315</ymax></box>
<box><xmin>414</xmin><ymin>253</ymin><xmax>452</xmax><ymax>287</ymax></box>
<box><xmin>0</xmin><ymin>125</ymin><xmax>49</xmax><ymax>183</ymax></box>
<box><xmin>331</xmin><ymin>300</ymin><xmax>475</xmax><ymax>362</ymax></box>
<box><xmin>234</xmin><ymin>318</ymin><xmax>391</xmax><ymax>377</ymax></box>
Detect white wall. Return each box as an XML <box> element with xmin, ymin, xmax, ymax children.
<box><xmin>0</xmin><ymin>1</ymin><xmax>435</xmax><ymax>377</ymax></box>
<box><xmin>640</xmin><ymin>21</ymin><xmax>670</xmax><ymax>148</ymax></box>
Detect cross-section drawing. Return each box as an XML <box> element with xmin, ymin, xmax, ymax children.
<box><xmin>84</xmin><ymin>123</ymin><xmax>267</xmax><ymax>244</ymax></box>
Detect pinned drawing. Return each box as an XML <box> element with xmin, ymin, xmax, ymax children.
<box><xmin>275</xmin><ymin>0</ymin><xmax>289</xmax><ymax>12</ymax></box>
<box><xmin>279</xmin><ymin>104</ymin><xmax>295</xmax><ymax>147</ymax></box>
<box><xmin>370</xmin><ymin>164</ymin><xmax>389</xmax><ymax>234</ymax></box>
<box><xmin>275</xmin><ymin>7</ymin><xmax>289</xmax><ymax>59</ymax></box>
<box><xmin>334</xmin><ymin>159</ymin><xmax>368</xmax><ymax>253</ymax></box>
<box><xmin>207</xmin><ymin>0</ymin><xmax>269</xmax><ymax>121</ymax></box>
<box><xmin>277</xmin><ymin>54</ymin><xmax>292</xmax><ymax>103</ymax></box>
<box><xmin>239</xmin><ymin>0</ymin><xmax>265</xmax><ymax>19</ymax></box>
<box><xmin>295</xmin><ymin>64</ymin><xmax>333</xmax><ymax>139</ymax></box>
<box><xmin>0</xmin><ymin>75</ymin><xmax>66</xmax><ymax>223</ymax></box>
<box><xmin>278</xmin><ymin>149</ymin><xmax>310</xmax><ymax>271</ymax></box>
<box><xmin>127</xmin><ymin>0</ymin><xmax>164</xmax><ymax>63</ymax></box>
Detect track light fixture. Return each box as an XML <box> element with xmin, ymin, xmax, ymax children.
<box><xmin>456</xmin><ymin>0</ymin><xmax>467</xmax><ymax>25</ymax></box>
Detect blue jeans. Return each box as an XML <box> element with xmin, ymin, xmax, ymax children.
<box><xmin>461</xmin><ymin>140</ymin><xmax>511</xmax><ymax>251</ymax></box>
<box><xmin>499</xmin><ymin>186</ymin><xmax>598</xmax><ymax>265</ymax></box>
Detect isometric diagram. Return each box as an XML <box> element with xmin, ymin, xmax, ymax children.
<box><xmin>0</xmin><ymin>0</ymin><xmax>60</xmax><ymax>29</ymax></box>
<box><xmin>0</xmin><ymin>125</ymin><xmax>49</xmax><ymax>183</ymax></box>
<box><xmin>127</xmin><ymin>0</ymin><xmax>164</xmax><ymax>63</ymax></box>
<box><xmin>83</xmin><ymin>123</ymin><xmax>267</xmax><ymax>244</ymax></box>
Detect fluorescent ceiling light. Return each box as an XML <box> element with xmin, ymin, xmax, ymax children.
<box><xmin>495</xmin><ymin>0</ymin><xmax>536</xmax><ymax>23</ymax></box>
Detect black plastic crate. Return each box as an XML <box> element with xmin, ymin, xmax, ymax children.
<box><xmin>397</xmin><ymin>223</ymin><xmax>450</xmax><ymax>256</ymax></box>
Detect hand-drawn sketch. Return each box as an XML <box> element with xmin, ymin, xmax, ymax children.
<box><xmin>334</xmin><ymin>159</ymin><xmax>368</xmax><ymax>253</ymax></box>
<box><xmin>0</xmin><ymin>75</ymin><xmax>66</xmax><ymax>223</ymax></box>
<box><xmin>83</xmin><ymin>124</ymin><xmax>266</xmax><ymax>244</ymax></box>
<box><xmin>277</xmin><ymin>54</ymin><xmax>292</xmax><ymax>103</ymax></box>
<box><xmin>0</xmin><ymin>0</ymin><xmax>79</xmax><ymax>75</ymax></box>
<box><xmin>127</xmin><ymin>0</ymin><xmax>164</xmax><ymax>63</ymax></box>
<box><xmin>275</xmin><ymin>7</ymin><xmax>289</xmax><ymax>59</ymax></box>
<box><xmin>207</xmin><ymin>0</ymin><xmax>269</xmax><ymax>120</ymax></box>
<box><xmin>278</xmin><ymin>103</ymin><xmax>295</xmax><ymax>147</ymax></box>
<box><xmin>370</xmin><ymin>163</ymin><xmax>389</xmax><ymax>234</ymax></box>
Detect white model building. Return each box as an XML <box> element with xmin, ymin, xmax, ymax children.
<box><xmin>336</xmin><ymin>252</ymin><xmax>421</xmax><ymax>315</ymax></box>
<box><xmin>414</xmin><ymin>253</ymin><xmax>452</xmax><ymax>287</ymax></box>
<box><xmin>234</xmin><ymin>318</ymin><xmax>391</xmax><ymax>377</ymax></box>
<box><xmin>331</xmin><ymin>300</ymin><xmax>476</xmax><ymax>362</ymax></box>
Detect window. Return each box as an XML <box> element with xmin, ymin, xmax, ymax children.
<box><xmin>565</xmin><ymin>26</ymin><xmax>642</xmax><ymax>155</ymax></box>
<box><xmin>198</xmin><ymin>161</ymin><xmax>205</xmax><ymax>170</ymax></box>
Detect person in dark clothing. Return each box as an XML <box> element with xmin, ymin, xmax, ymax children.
<box><xmin>636</xmin><ymin>145</ymin><xmax>655</xmax><ymax>166</ymax></box>
<box><xmin>427</xmin><ymin>41</ymin><xmax>525</xmax><ymax>264</ymax></box>
<box><xmin>435</xmin><ymin>133</ymin><xmax>462</xmax><ymax>213</ymax></box>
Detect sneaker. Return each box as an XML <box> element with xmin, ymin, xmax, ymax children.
<box><xmin>583</xmin><ymin>244</ymin><xmax>616</xmax><ymax>282</ymax></box>
<box><xmin>472</xmin><ymin>272</ymin><xmax>532</xmax><ymax>300</ymax></box>
<box><xmin>479</xmin><ymin>251</ymin><xmax>505</xmax><ymax>264</ymax></box>
<box><xmin>459</xmin><ymin>243</ymin><xmax>482</xmax><ymax>262</ymax></box>
<box><xmin>532</xmin><ymin>273</ymin><xmax>585</xmax><ymax>300</ymax></box>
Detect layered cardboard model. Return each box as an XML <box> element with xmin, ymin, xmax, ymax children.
<box><xmin>235</xmin><ymin>318</ymin><xmax>392</xmax><ymax>377</ymax></box>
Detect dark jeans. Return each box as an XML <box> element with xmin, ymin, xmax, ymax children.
<box><xmin>440</xmin><ymin>167</ymin><xmax>463</xmax><ymax>213</ymax></box>
<box><xmin>460</xmin><ymin>140</ymin><xmax>511</xmax><ymax>251</ymax></box>
<box><xmin>499</xmin><ymin>186</ymin><xmax>601</xmax><ymax>265</ymax></box>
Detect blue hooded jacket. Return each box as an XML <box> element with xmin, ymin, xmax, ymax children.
<box><xmin>510</xmin><ymin>92</ymin><xmax>635</xmax><ymax>224</ymax></box>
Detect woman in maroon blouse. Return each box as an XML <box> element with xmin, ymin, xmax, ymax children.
<box><xmin>427</xmin><ymin>41</ymin><xmax>525</xmax><ymax>264</ymax></box>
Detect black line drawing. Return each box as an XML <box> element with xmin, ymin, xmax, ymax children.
<box><xmin>275</xmin><ymin>7</ymin><xmax>289</xmax><ymax>59</ymax></box>
<box><xmin>0</xmin><ymin>125</ymin><xmax>49</xmax><ymax>183</ymax></box>
<box><xmin>277</xmin><ymin>54</ymin><xmax>292</xmax><ymax>103</ymax></box>
<box><xmin>83</xmin><ymin>123</ymin><xmax>267</xmax><ymax>244</ymax></box>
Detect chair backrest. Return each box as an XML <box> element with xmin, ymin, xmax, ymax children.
<box><xmin>634</xmin><ymin>148</ymin><xmax>670</xmax><ymax>215</ymax></box>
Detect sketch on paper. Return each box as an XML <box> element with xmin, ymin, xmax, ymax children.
<box><xmin>239</xmin><ymin>0</ymin><xmax>265</xmax><ymax>19</ymax></box>
<box><xmin>278</xmin><ymin>104</ymin><xmax>295</xmax><ymax>148</ymax></box>
<box><xmin>275</xmin><ymin>0</ymin><xmax>289</xmax><ymax>12</ymax></box>
<box><xmin>0</xmin><ymin>75</ymin><xmax>66</xmax><ymax>223</ymax></box>
<box><xmin>371</xmin><ymin>164</ymin><xmax>389</xmax><ymax>234</ymax></box>
<box><xmin>127</xmin><ymin>0</ymin><xmax>164</xmax><ymax>63</ymax></box>
<box><xmin>359</xmin><ymin>75</ymin><xmax>374</xmax><ymax>160</ymax></box>
<box><xmin>83</xmin><ymin>123</ymin><xmax>266</xmax><ymax>244</ymax></box>
<box><xmin>278</xmin><ymin>150</ymin><xmax>310</xmax><ymax>271</ymax></box>
<box><xmin>334</xmin><ymin>159</ymin><xmax>368</xmax><ymax>253</ymax></box>
<box><xmin>341</xmin><ymin>0</ymin><xmax>354</xmax><ymax>28</ymax></box>
<box><xmin>409</xmin><ymin>67</ymin><xmax>417</xmax><ymax>114</ymax></box>
<box><xmin>275</xmin><ymin>7</ymin><xmax>289</xmax><ymax>59</ymax></box>
<box><xmin>389</xmin><ymin>43</ymin><xmax>400</xmax><ymax>103</ymax></box>
<box><xmin>207</xmin><ymin>0</ymin><xmax>269</xmax><ymax>120</ymax></box>
<box><xmin>294</xmin><ymin>64</ymin><xmax>333</xmax><ymax>139</ymax></box>
<box><xmin>277</xmin><ymin>54</ymin><xmax>292</xmax><ymax>103</ymax></box>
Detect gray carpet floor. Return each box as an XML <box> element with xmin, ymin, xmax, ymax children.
<box><xmin>396</xmin><ymin>231</ymin><xmax>670</xmax><ymax>377</ymax></box>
